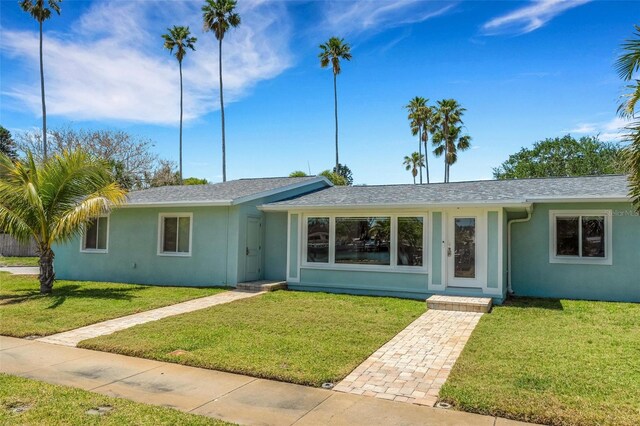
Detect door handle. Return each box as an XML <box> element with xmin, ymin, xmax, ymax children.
<box><xmin>447</xmin><ymin>247</ymin><xmax>452</xmax><ymax>257</ymax></box>
<box><xmin>246</xmin><ymin>247</ymin><xmax>249</xmax><ymax>256</ymax></box>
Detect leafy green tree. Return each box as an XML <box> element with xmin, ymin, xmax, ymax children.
<box><xmin>0</xmin><ymin>126</ymin><xmax>17</xmax><ymax>160</ymax></box>
<box><xmin>432</xmin><ymin>99</ymin><xmax>470</xmax><ymax>183</ymax></box>
<box><xmin>19</xmin><ymin>0</ymin><xmax>61</xmax><ymax>159</ymax></box>
<box><xmin>333</xmin><ymin>163</ymin><xmax>353</xmax><ymax>185</ymax></box>
<box><xmin>0</xmin><ymin>150</ymin><xmax>126</xmax><ymax>293</ymax></box>
<box><xmin>493</xmin><ymin>135</ymin><xmax>625</xmax><ymax>179</ymax></box>
<box><xmin>183</xmin><ymin>177</ymin><xmax>208</xmax><ymax>185</ymax></box>
<box><xmin>162</xmin><ymin>26</ymin><xmax>197</xmax><ymax>183</ymax></box>
<box><xmin>319</xmin><ymin>37</ymin><xmax>352</xmax><ymax>172</ymax></box>
<box><xmin>405</xmin><ymin>97</ymin><xmax>433</xmax><ymax>184</ymax></box>
<box><xmin>319</xmin><ymin>170</ymin><xmax>347</xmax><ymax>186</ymax></box>
<box><xmin>145</xmin><ymin>160</ymin><xmax>181</xmax><ymax>187</ymax></box>
<box><xmin>616</xmin><ymin>25</ymin><xmax>640</xmax><ymax>211</ymax></box>
<box><xmin>403</xmin><ymin>152</ymin><xmax>425</xmax><ymax>184</ymax></box>
<box><xmin>289</xmin><ymin>170</ymin><xmax>308</xmax><ymax>177</ymax></box>
<box><xmin>202</xmin><ymin>0</ymin><xmax>241</xmax><ymax>183</ymax></box>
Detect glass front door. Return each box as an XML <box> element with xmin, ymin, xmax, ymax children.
<box><xmin>447</xmin><ymin>211</ymin><xmax>485</xmax><ymax>288</ymax></box>
<box><xmin>454</xmin><ymin>218</ymin><xmax>476</xmax><ymax>278</ymax></box>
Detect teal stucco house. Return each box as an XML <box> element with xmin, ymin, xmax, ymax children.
<box><xmin>54</xmin><ymin>175</ymin><xmax>639</xmax><ymax>303</ymax></box>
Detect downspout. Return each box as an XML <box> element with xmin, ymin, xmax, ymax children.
<box><xmin>507</xmin><ymin>205</ymin><xmax>533</xmax><ymax>295</ymax></box>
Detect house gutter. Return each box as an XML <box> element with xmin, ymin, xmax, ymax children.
<box><xmin>507</xmin><ymin>205</ymin><xmax>533</xmax><ymax>295</ymax></box>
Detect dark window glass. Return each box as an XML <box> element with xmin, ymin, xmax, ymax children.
<box><xmin>84</xmin><ymin>219</ymin><xmax>98</xmax><ymax>249</ymax></box>
<box><xmin>556</xmin><ymin>217</ymin><xmax>579</xmax><ymax>256</ymax></box>
<box><xmin>454</xmin><ymin>218</ymin><xmax>476</xmax><ymax>278</ymax></box>
<box><xmin>397</xmin><ymin>217</ymin><xmax>423</xmax><ymax>266</ymax></box>
<box><xmin>307</xmin><ymin>217</ymin><xmax>329</xmax><ymax>263</ymax></box>
<box><xmin>335</xmin><ymin>217</ymin><xmax>390</xmax><ymax>265</ymax></box>
<box><xmin>97</xmin><ymin>217</ymin><xmax>108</xmax><ymax>250</ymax></box>
<box><xmin>582</xmin><ymin>216</ymin><xmax>605</xmax><ymax>257</ymax></box>
<box><xmin>163</xmin><ymin>217</ymin><xmax>178</xmax><ymax>252</ymax></box>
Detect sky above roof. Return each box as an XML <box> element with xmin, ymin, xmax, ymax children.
<box><xmin>1</xmin><ymin>0</ymin><xmax>637</xmax><ymax>185</ymax></box>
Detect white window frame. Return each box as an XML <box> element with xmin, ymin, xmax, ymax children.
<box><xmin>158</xmin><ymin>212</ymin><xmax>193</xmax><ymax>257</ymax></box>
<box><xmin>301</xmin><ymin>211</ymin><xmax>429</xmax><ymax>274</ymax></box>
<box><xmin>80</xmin><ymin>215</ymin><xmax>109</xmax><ymax>253</ymax></box>
<box><xmin>549</xmin><ymin>210</ymin><xmax>612</xmax><ymax>265</ymax></box>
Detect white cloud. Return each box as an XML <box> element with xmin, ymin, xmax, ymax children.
<box><xmin>0</xmin><ymin>0</ymin><xmax>292</xmax><ymax>125</ymax></box>
<box><xmin>567</xmin><ymin>117</ymin><xmax>629</xmax><ymax>142</ymax></box>
<box><xmin>322</xmin><ymin>0</ymin><xmax>456</xmax><ymax>36</ymax></box>
<box><xmin>482</xmin><ymin>0</ymin><xmax>591</xmax><ymax>35</ymax></box>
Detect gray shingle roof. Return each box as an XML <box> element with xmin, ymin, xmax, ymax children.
<box><xmin>263</xmin><ymin>175</ymin><xmax>631</xmax><ymax>209</ymax></box>
<box><xmin>126</xmin><ymin>176</ymin><xmax>326</xmax><ymax>206</ymax></box>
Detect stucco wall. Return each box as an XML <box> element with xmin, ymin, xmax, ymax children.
<box><xmin>511</xmin><ymin>202</ymin><xmax>640</xmax><ymax>302</ymax></box>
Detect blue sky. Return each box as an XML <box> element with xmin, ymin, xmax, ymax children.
<box><xmin>1</xmin><ymin>0</ymin><xmax>637</xmax><ymax>184</ymax></box>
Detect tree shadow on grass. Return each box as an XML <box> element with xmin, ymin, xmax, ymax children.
<box><xmin>504</xmin><ymin>296</ymin><xmax>564</xmax><ymax>310</ymax></box>
<box><xmin>0</xmin><ymin>284</ymin><xmax>145</xmax><ymax>308</ymax></box>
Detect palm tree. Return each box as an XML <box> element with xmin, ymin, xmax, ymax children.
<box><xmin>405</xmin><ymin>97</ymin><xmax>433</xmax><ymax>184</ymax></box>
<box><xmin>403</xmin><ymin>152</ymin><xmax>425</xmax><ymax>184</ymax></box>
<box><xmin>202</xmin><ymin>0</ymin><xmax>241</xmax><ymax>182</ymax></box>
<box><xmin>615</xmin><ymin>25</ymin><xmax>640</xmax><ymax>211</ymax></box>
<box><xmin>162</xmin><ymin>26</ymin><xmax>197</xmax><ymax>183</ymax></box>
<box><xmin>432</xmin><ymin>99</ymin><xmax>470</xmax><ymax>182</ymax></box>
<box><xmin>0</xmin><ymin>150</ymin><xmax>126</xmax><ymax>294</ymax></box>
<box><xmin>19</xmin><ymin>0</ymin><xmax>61</xmax><ymax>160</ymax></box>
<box><xmin>319</xmin><ymin>37</ymin><xmax>352</xmax><ymax>172</ymax></box>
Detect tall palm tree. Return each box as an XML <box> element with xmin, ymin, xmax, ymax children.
<box><xmin>19</xmin><ymin>0</ymin><xmax>61</xmax><ymax>160</ymax></box>
<box><xmin>162</xmin><ymin>26</ymin><xmax>197</xmax><ymax>183</ymax></box>
<box><xmin>615</xmin><ymin>24</ymin><xmax>640</xmax><ymax>211</ymax></box>
<box><xmin>202</xmin><ymin>0</ymin><xmax>240</xmax><ymax>182</ymax></box>
<box><xmin>432</xmin><ymin>99</ymin><xmax>470</xmax><ymax>182</ymax></box>
<box><xmin>0</xmin><ymin>150</ymin><xmax>126</xmax><ymax>294</ymax></box>
<box><xmin>405</xmin><ymin>97</ymin><xmax>433</xmax><ymax>184</ymax></box>
<box><xmin>319</xmin><ymin>37</ymin><xmax>352</xmax><ymax>172</ymax></box>
<box><xmin>403</xmin><ymin>152</ymin><xmax>425</xmax><ymax>184</ymax></box>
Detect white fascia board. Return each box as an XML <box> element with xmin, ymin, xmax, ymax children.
<box><xmin>122</xmin><ymin>200</ymin><xmax>232</xmax><ymax>208</ymax></box>
<box><xmin>259</xmin><ymin>201</ymin><xmax>533</xmax><ymax>212</ymax></box>
<box><xmin>525</xmin><ymin>196</ymin><xmax>630</xmax><ymax>203</ymax></box>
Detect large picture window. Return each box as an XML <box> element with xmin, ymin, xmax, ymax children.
<box><xmin>550</xmin><ymin>210</ymin><xmax>611</xmax><ymax>265</ymax></box>
<box><xmin>397</xmin><ymin>217</ymin><xmax>423</xmax><ymax>266</ymax></box>
<box><xmin>335</xmin><ymin>217</ymin><xmax>391</xmax><ymax>265</ymax></box>
<box><xmin>159</xmin><ymin>213</ymin><xmax>192</xmax><ymax>256</ymax></box>
<box><xmin>82</xmin><ymin>216</ymin><xmax>108</xmax><ymax>252</ymax></box>
<box><xmin>307</xmin><ymin>217</ymin><xmax>329</xmax><ymax>263</ymax></box>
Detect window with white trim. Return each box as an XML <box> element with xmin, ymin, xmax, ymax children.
<box><xmin>82</xmin><ymin>216</ymin><xmax>108</xmax><ymax>252</ymax></box>
<box><xmin>159</xmin><ymin>213</ymin><xmax>192</xmax><ymax>256</ymax></box>
<box><xmin>550</xmin><ymin>210</ymin><xmax>612</xmax><ymax>265</ymax></box>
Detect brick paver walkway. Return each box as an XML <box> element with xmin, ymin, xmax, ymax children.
<box><xmin>334</xmin><ymin>309</ymin><xmax>483</xmax><ymax>407</ymax></box>
<box><xmin>37</xmin><ymin>290</ymin><xmax>263</xmax><ymax>347</ymax></box>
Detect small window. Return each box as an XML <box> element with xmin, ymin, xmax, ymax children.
<box><xmin>550</xmin><ymin>211</ymin><xmax>611</xmax><ymax>265</ymax></box>
<box><xmin>335</xmin><ymin>217</ymin><xmax>390</xmax><ymax>265</ymax></box>
<box><xmin>82</xmin><ymin>216</ymin><xmax>108</xmax><ymax>252</ymax></box>
<box><xmin>397</xmin><ymin>217</ymin><xmax>423</xmax><ymax>266</ymax></box>
<box><xmin>159</xmin><ymin>214</ymin><xmax>191</xmax><ymax>255</ymax></box>
<box><xmin>307</xmin><ymin>217</ymin><xmax>329</xmax><ymax>263</ymax></box>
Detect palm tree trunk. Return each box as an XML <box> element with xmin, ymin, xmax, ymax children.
<box><xmin>418</xmin><ymin>128</ymin><xmax>423</xmax><ymax>184</ymax></box>
<box><xmin>179</xmin><ymin>60</ymin><xmax>183</xmax><ymax>184</ymax></box>
<box><xmin>219</xmin><ymin>37</ymin><xmax>226</xmax><ymax>182</ymax></box>
<box><xmin>39</xmin><ymin>20</ymin><xmax>47</xmax><ymax>160</ymax></box>
<box><xmin>333</xmin><ymin>72</ymin><xmax>339</xmax><ymax>172</ymax></box>
<box><xmin>424</xmin><ymin>130</ymin><xmax>430</xmax><ymax>184</ymax></box>
<box><xmin>38</xmin><ymin>246</ymin><xmax>54</xmax><ymax>294</ymax></box>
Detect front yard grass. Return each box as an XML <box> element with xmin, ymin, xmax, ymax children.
<box><xmin>79</xmin><ymin>291</ymin><xmax>424</xmax><ymax>386</ymax></box>
<box><xmin>0</xmin><ymin>374</ymin><xmax>231</xmax><ymax>425</ymax></box>
<box><xmin>0</xmin><ymin>273</ymin><xmax>225</xmax><ymax>337</ymax></box>
<box><xmin>439</xmin><ymin>298</ymin><xmax>640</xmax><ymax>426</ymax></box>
<box><xmin>0</xmin><ymin>256</ymin><xmax>38</xmax><ymax>267</ymax></box>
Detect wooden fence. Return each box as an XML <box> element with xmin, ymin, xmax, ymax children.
<box><xmin>0</xmin><ymin>234</ymin><xmax>37</xmax><ymax>257</ymax></box>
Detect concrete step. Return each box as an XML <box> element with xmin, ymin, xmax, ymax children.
<box><xmin>426</xmin><ymin>295</ymin><xmax>492</xmax><ymax>313</ymax></box>
<box><xmin>236</xmin><ymin>281</ymin><xmax>287</xmax><ymax>292</ymax></box>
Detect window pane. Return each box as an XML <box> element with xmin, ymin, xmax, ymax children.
<box><xmin>397</xmin><ymin>217</ymin><xmax>423</xmax><ymax>266</ymax></box>
<box><xmin>163</xmin><ymin>217</ymin><xmax>178</xmax><ymax>252</ymax></box>
<box><xmin>178</xmin><ymin>217</ymin><xmax>190</xmax><ymax>253</ymax></box>
<box><xmin>454</xmin><ymin>218</ymin><xmax>476</xmax><ymax>278</ymax></box>
<box><xmin>582</xmin><ymin>216</ymin><xmax>605</xmax><ymax>257</ymax></box>
<box><xmin>84</xmin><ymin>219</ymin><xmax>98</xmax><ymax>249</ymax></box>
<box><xmin>556</xmin><ymin>217</ymin><xmax>579</xmax><ymax>256</ymax></box>
<box><xmin>335</xmin><ymin>217</ymin><xmax>390</xmax><ymax>265</ymax></box>
<box><xmin>97</xmin><ymin>217</ymin><xmax>108</xmax><ymax>250</ymax></box>
<box><xmin>307</xmin><ymin>217</ymin><xmax>329</xmax><ymax>263</ymax></box>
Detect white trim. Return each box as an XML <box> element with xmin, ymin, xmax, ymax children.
<box><xmin>548</xmin><ymin>209</ymin><xmax>613</xmax><ymax>265</ymax></box>
<box><xmin>445</xmin><ymin>209</ymin><xmax>487</xmax><ymax>289</ymax></box>
<box><xmin>157</xmin><ymin>212</ymin><xmax>193</xmax><ymax>257</ymax></box>
<box><xmin>497</xmin><ymin>209</ymin><xmax>504</xmax><ymax>295</ymax></box>
<box><xmin>80</xmin><ymin>214</ymin><xmax>110</xmax><ymax>254</ymax></box>
<box><xmin>260</xmin><ymin>202</ymin><xmax>532</xmax><ymax>212</ymax></box>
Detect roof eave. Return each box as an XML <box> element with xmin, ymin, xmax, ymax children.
<box><xmin>122</xmin><ymin>200</ymin><xmax>232</xmax><ymax>208</ymax></box>
<box><xmin>229</xmin><ymin>176</ymin><xmax>332</xmax><ymax>205</ymax></box>
<box><xmin>259</xmin><ymin>201</ymin><xmax>533</xmax><ymax>211</ymax></box>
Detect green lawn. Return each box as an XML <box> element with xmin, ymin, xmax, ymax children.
<box><xmin>79</xmin><ymin>291</ymin><xmax>424</xmax><ymax>386</ymax></box>
<box><xmin>0</xmin><ymin>374</ymin><xmax>231</xmax><ymax>425</ymax></box>
<box><xmin>0</xmin><ymin>256</ymin><xmax>38</xmax><ymax>267</ymax></box>
<box><xmin>439</xmin><ymin>298</ymin><xmax>640</xmax><ymax>426</ymax></box>
<box><xmin>0</xmin><ymin>273</ymin><xmax>225</xmax><ymax>337</ymax></box>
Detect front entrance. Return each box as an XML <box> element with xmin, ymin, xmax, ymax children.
<box><xmin>446</xmin><ymin>210</ymin><xmax>486</xmax><ymax>288</ymax></box>
<box><xmin>245</xmin><ymin>216</ymin><xmax>262</xmax><ymax>282</ymax></box>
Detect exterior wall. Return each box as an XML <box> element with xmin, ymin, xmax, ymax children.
<box><xmin>511</xmin><ymin>202</ymin><xmax>640</xmax><ymax>302</ymax></box>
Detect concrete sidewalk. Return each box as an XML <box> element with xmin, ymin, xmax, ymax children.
<box><xmin>0</xmin><ymin>336</ymin><xmax>532</xmax><ymax>426</ymax></box>
<box><xmin>0</xmin><ymin>266</ymin><xmax>39</xmax><ymax>275</ymax></box>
